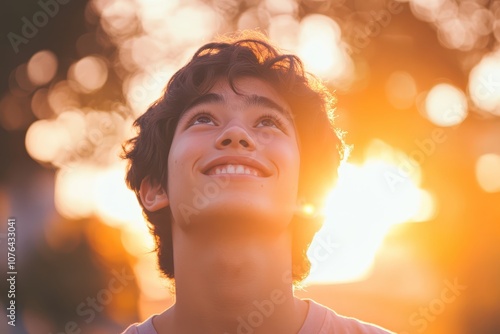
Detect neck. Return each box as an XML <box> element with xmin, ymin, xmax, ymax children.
<box><xmin>156</xmin><ymin>223</ymin><xmax>307</xmax><ymax>334</ymax></box>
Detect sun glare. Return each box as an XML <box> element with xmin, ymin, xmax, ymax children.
<box><xmin>306</xmin><ymin>140</ymin><xmax>434</xmax><ymax>284</ymax></box>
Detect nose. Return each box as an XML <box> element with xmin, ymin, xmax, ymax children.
<box><xmin>215</xmin><ymin>124</ymin><xmax>256</xmax><ymax>150</ymax></box>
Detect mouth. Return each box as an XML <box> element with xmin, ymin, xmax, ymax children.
<box><xmin>205</xmin><ymin>164</ymin><xmax>263</xmax><ymax>176</ymax></box>
<box><xmin>202</xmin><ymin>157</ymin><xmax>271</xmax><ymax>177</ymax></box>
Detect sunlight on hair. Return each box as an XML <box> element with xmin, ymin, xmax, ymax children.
<box><xmin>475</xmin><ymin>153</ymin><xmax>500</xmax><ymax>193</ymax></box>
<box><xmin>424</xmin><ymin>83</ymin><xmax>468</xmax><ymax>127</ymax></box>
<box><xmin>468</xmin><ymin>52</ymin><xmax>500</xmax><ymax>116</ymax></box>
<box><xmin>306</xmin><ymin>139</ymin><xmax>435</xmax><ymax>284</ymax></box>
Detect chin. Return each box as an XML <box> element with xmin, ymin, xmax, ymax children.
<box><xmin>174</xmin><ymin>196</ymin><xmax>294</xmax><ymax>232</ymax></box>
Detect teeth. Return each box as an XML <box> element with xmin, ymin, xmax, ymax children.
<box><xmin>211</xmin><ymin>164</ymin><xmax>261</xmax><ymax>176</ymax></box>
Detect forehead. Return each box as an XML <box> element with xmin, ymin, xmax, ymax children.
<box><xmin>205</xmin><ymin>76</ymin><xmax>291</xmax><ymax>112</ymax></box>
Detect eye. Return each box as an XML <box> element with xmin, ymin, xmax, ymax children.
<box><xmin>259</xmin><ymin>118</ymin><xmax>278</xmax><ymax>128</ymax></box>
<box><xmin>189</xmin><ymin>112</ymin><xmax>216</xmax><ymax>126</ymax></box>
<box><xmin>256</xmin><ymin>114</ymin><xmax>284</xmax><ymax>129</ymax></box>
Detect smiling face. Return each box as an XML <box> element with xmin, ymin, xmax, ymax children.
<box><xmin>166</xmin><ymin>76</ymin><xmax>301</xmax><ymax>231</ymax></box>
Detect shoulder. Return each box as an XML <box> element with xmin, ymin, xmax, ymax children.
<box><xmin>120</xmin><ymin>316</ymin><xmax>158</xmax><ymax>334</ymax></box>
<box><xmin>301</xmin><ymin>299</ymin><xmax>395</xmax><ymax>334</ymax></box>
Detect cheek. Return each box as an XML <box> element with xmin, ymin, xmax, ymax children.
<box><xmin>270</xmin><ymin>138</ymin><xmax>300</xmax><ymax>182</ymax></box>
<box><xmin>167</xmin><ymin>136</ymin><xmax>198</xmax><ymax>186</ymax></box>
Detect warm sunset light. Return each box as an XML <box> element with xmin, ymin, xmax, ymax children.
<box><xmin>306</xmin><ymin>140</ymin><xmax>435</xmax><ymax>284</ymax></box>
<box><xmin>7</xmin><ymin>1</ymin><xmax>500</xmax><ymax>332</ymax></box>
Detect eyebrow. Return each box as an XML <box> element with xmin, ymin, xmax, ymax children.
<box><xmin>182</xmin><ymin>93</ymin><xmax>292</xmax><ymax>121</ymax></box>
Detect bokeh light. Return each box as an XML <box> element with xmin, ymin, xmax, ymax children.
<box><xmin>54</xmin><ymin>165</ymin><xmax>97</xmax><ymax>220</ymax></box>
<box><xmin>268</xmin><ymin>14</ymin><xmax>300</xmax><ymax>51</ymax></box>
<box><xmin>27</xmin><ymin>50</ymin><xmax>58</xmax><ymax>86</ymax></box>
<box><xmin>98</xmin><ymin>0</ymin><xmax>139</xmax><ymax>39</ymax></box>
<box><xmin>25</xmin><ymin>119</ymin><xmax>70</xmax><ymax>163</ymax></box>
<box><xmin>475</xmin><ymin>153</ymin><xmax>500</xmax><ymax>193</ymax></box>
<box><xmin>409</xmin><ymin>0</ymin><xmax>447</xmax><ymax>23</ymax></box>
<box><xmin>468</xmin><ymin>51</ymin><xmax>500</xmax><ymax>116</ymax></box>
<box><xmin>47</xmin><ymin>81</ymin><xmax>81</xmax><ymax>114</ymax></box>
<box><xmin>31</xmin><ymin>88</ymin><xmax>53</xmax><ymax>119</ymax></box>
<box><xmin>93</xmin><ymin>162</ymin><xmax>144</xmax><ymax>227</ymax></box>
<box><xmin>68</xmin><ymin>56</ymin><xmax>109</xmax><ymax>93</ymax></box>
<box><xmin>297</xmin><ymin>14</ymin><xmax>353</xmax><ymax>85</ymax></box>
<box><xmin>424</xmin><ymin>83</ymin><xmax>468</xmax><ymax>127</ymax></box>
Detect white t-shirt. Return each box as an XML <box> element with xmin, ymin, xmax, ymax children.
<box><xmin>121</xmin><ymin>299</ymin><xmax>394</xmax><ymax>334</ymax></box>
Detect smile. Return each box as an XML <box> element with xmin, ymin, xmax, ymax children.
<box><xmin>205</xmin><ymin>164</ymin><xmax>263</xmax><ymax>177</ymax></box>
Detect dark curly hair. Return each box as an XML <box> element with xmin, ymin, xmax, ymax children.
<box><xmin>122</xmin><ymin>31</ymin><xmax>346</xmax><ymax>285</ymax></box>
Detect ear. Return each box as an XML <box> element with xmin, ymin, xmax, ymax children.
<box><xmin>140</xmin><ymin>177</ymin><xmax>169</xmax><ymax>212</ymax></box>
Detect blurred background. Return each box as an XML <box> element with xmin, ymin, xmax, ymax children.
<box><xmin>1</xmin><ymin>0</ymin><xmax>499</xmax><ymax>333</ymax></box>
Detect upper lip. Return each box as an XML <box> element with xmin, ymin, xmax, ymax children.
<box><xmin>201</xmin><ymin>156</ymin><xmax>272</xmax><ymax>177</ymax></box>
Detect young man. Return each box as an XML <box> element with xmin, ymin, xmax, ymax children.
<box><xmin>122</xmin><ymin>32</ymin><xmax>393</xmax><ymax>334</ymax></box>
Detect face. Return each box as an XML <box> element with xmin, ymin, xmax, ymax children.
<box><xmin>166</xmin><ymin>76</ymin><xmax>301</xmax><ymax>231</ymax></box>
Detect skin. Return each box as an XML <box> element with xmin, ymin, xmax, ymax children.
<box><xmin>140</xmin><ymin>77</ymin><xmax>308</xmax><ymax>334</ymax></box>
